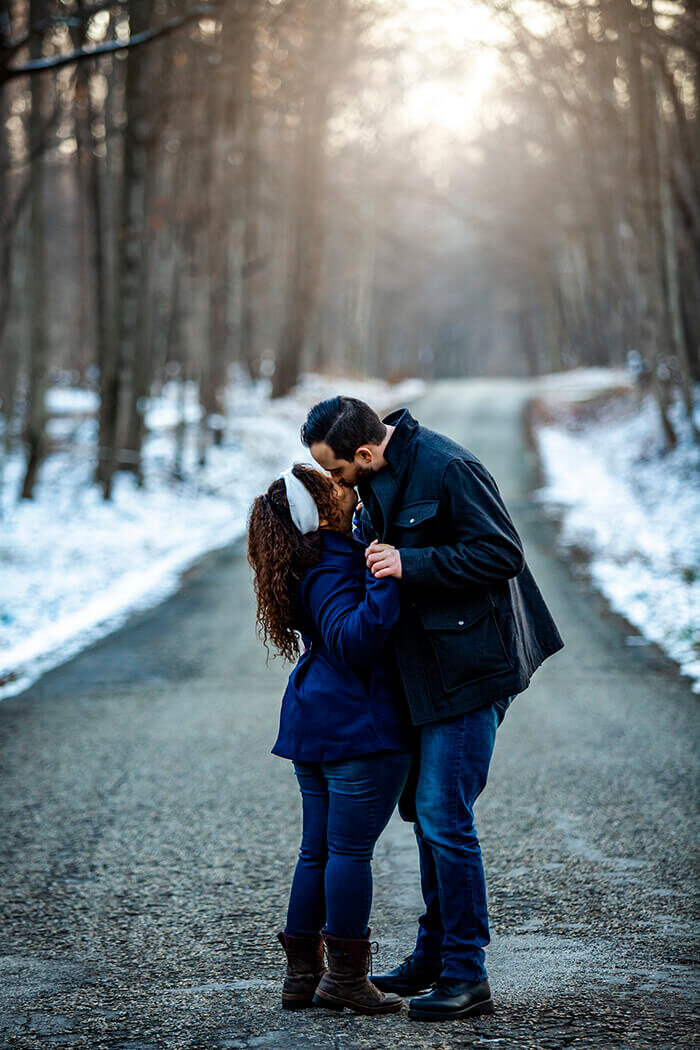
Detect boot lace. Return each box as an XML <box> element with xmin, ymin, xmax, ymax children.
<box><xmin>368</xmin><ymin>940</ymin><xmax>379</xmax><ymax>975</ymax></box>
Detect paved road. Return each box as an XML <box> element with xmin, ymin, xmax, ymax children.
<box><xmin>1</xmin><ymin>380</ymin><xmax>697</xmax><ymax>1050</ymax></box>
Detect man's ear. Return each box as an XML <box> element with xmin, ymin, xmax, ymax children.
<box><xmin>355</xmin><ymin>446</ymin><xmax>373</xmax><ymax>463</ymax></box>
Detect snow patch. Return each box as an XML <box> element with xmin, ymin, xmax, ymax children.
<box><xmin>535</xmin><ymin>388</ymin><xmax>700</xmax><ymax>692</ymax></box>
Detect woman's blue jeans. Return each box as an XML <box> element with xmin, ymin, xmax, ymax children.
<box><xmin>285</xmin><ymin>751</ymin><xmax>412</xmax><ymax>940</ymax></box>
<box><xmin>412</xmin><ymin>694</ymin><xmax>516</xmax><ymax>983</ymax></box>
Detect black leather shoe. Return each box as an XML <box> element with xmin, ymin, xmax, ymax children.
<box><xmin>408</xmin><ymin>978</ymin><xmax>495</xmax><ymax>1020</ymax></box>
<box><xmin>370</xmin><ymin>953</ymin><xmax>442</xmax><ymax>996</ymax></box>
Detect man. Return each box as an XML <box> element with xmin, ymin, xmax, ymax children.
<box><xmin>301</xmin><ymin>395</ymin><xmax>564</xmax><ymax>1022</ymax></box>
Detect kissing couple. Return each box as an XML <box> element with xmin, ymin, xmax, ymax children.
<box><xmin>247</xmin><ymin>396</ymin><xmax>564</xmax><ymax>1022</ymax></box>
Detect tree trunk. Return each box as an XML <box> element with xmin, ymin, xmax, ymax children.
<box><xmin>624</xmin><ymin>0</ymin><xmax>676</xmax><ymax>448</ymax></box>
<box><xmin>240</xmin><ymin>89</ymin><xmax>262</xmax><ymax>380</ymax></box>
<box><xmin>20</xmin><ymin>0</ymin><xmax>50</xmax><ymax>499</ymax></box>
<box><xmin>653</xmin><ymin>34</ymin><xmax>699</xmax><ymax>439</ymax></box>
<box><xmin>271</xmin><ymin>64</ymin><xmax>330</xmax><ymax>398</ymax></box>
<box><xmin>101</xmin><ymin>0</ymin><xmax>153</xmax><ymax>498</ymax></box>
<box><xmin>90</xmin><ymin>57</ymin><xmax>119</xmax><ymax>493</ymax></box>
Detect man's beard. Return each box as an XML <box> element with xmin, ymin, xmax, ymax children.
<box><xmin>353</xmin><ymin>463</ymin><xmax>375</xmax><ymax>485</ymax></box>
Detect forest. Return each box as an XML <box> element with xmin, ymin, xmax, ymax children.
<box><xmin>1</xmin><ymin>0</ymin><xmax>699</xmax><ymax>501</ymax></box>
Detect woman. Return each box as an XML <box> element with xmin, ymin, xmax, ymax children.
<box><xmin>247</xmin><ymin>463</ymin><xmax>413</xmax><ymax>1016</ymax></box>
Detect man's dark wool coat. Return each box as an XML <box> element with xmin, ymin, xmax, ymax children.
<box><xmin>355</xmin><ymin>407</ymin><xmax>564</xmax><ymax>726</ymax></box>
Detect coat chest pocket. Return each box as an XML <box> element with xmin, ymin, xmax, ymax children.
<box><xmin>418</xmin><ymin>600</ymin><xmax>513</xmax><ymax>694</ymax></box>
<box><xmin>392</xmin><ymin>500</ymin><xmax>439</xmax><ymax>541</ymax></box>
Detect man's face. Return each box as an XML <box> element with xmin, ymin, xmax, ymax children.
<box><xmin>309</xmin><ymin>441</ymin><xmax>377</xmax><ymax>488</ymax></box>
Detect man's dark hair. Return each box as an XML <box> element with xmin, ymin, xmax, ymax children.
<box><xmin>300</xmin><ymin>396</ymin><xmax>386</xmax><ymax>461</ymax></box>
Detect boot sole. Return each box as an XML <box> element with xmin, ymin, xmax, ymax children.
<box><xmin>370</xmin><ymin>980</ymin><xmax>437</xmax><ymax>996</ymax></box>
<box><xmin>312</xmin><ymin>990</ymin><xmax>403</xmax><ymax>1015</ymax></box>
<box><xmin>408</xmin><ymin>997</ymin><xmax>495</xmax><ymax>1021</ymax></box>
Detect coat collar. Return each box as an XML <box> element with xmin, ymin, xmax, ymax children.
<box><xmin>358</xmin><ymin>407</ymin><xmax>419</xmax><ymax>541</ymax></box>
<box><xmin>381</xmin><ymin>407</ymin><xmax>420</xmax><ymax>477</ymax></box>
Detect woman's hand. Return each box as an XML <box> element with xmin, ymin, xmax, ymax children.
<box><xmin>366</xmin><ymin>539</ymin><xmax>402</xmax><ymax>579</ymax></box>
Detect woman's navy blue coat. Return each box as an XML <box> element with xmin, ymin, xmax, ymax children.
<box><xmin>271</xmin><ymin>529</ymin><xmax>412</xmax><ymax>763</ymax></box>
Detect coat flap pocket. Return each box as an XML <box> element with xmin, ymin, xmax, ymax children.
<box><xmin>394</xmin><ymin>501</ymin><xmax>439</xmax><ymax>528</ymax></box>
<box><xmin>418</xmin><ymin>600</ymin><xmax>491</xmax><ymax>632</ymax></box>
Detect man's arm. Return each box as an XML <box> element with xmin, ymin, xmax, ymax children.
<box><xmin>370</xmin><ymin>458</ymin><xmax>525</xmax><ymax>589</ymax></box>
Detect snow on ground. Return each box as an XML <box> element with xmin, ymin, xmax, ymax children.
<box><xmin>536</xmin><ymin>366</ymin><xmax>632</xmax><ymax>398</ymax></box>
<box><xmin>534</xmin><ymin>383</ymin><xmax>700</xmax><ymax>693</ymax></box>
<box><xmin>0</xmin><ymin>373</ymin><xmax>424</xmax><ymax>700</ymax></box>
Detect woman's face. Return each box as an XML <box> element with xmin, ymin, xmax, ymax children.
<box><xmin>328</xmin><ymin>480</ymin><xmax>358</xmax><ymax>533</ymax></box>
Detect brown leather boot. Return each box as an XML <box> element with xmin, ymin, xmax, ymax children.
<box><xmin>277</xmin><ymin>931</ymin><xmax>326</xmax><ymax>1010</ymax></box>
<box><xmin>312</xmin><ymin>930</ymin><xmax>403</xmax><ymax>1015</ymax></box>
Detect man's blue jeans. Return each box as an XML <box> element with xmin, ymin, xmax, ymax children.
<box><xmin>412</xmin><ymin>694</ymin><xmax>516</xmax><ymax>983</ymax></box>
<box><xmin>286</xmin><ymin>751</ymin><xmax>412</xmax><ymax>940</ymax></box>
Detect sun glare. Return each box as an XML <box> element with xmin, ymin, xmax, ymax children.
<box><xmin>375</xmin><ymin>0</ymin><xmax>558</xmax><ymax>146</ymax></box>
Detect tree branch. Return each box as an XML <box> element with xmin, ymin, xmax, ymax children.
<box><xmin>3</xmin><ymin>2</ymin><xmax>219</xmax><ymax>81</ymax></box>
<box><xmin>4</xmin><ymin>0</ymin><xmax>129</xmax><ymax>57</ymax></box>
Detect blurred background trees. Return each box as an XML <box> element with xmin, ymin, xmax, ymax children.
<box><xmin>1</xmin><ymin>0</ymin><xmax>698</xmax><ymax>499</ymax></box>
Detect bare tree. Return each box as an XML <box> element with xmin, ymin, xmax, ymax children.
<box><xmin>20</xmin><ymin>0</ymin><xmax>50</xmax><ymax>497</ymax></box>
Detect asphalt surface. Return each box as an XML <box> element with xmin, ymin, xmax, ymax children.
<box><xmin>1</xmin><ymin>379</ymin><xmax>698</xmax><ymax>1050</ymax></box>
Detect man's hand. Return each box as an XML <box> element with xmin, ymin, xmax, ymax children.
<box><xmin>366</xmin><ymin>539</ymin><xmax>402</xmax><ymax>579</ymax></box>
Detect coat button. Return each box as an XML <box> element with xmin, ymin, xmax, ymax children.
<box><xmin>409</xmin><ymin>517</ymin><xmax>415</xmax><ymax>523</ymax></box>
<box><xmin>458</xmin><ymin>620</ymin><xmax>464</xmax><ymax>626</ymax></box>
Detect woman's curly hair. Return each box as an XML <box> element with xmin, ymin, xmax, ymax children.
<box><xmin>247</xmin><ymin>464</ymin><xmax>339</xmax><ymax>663</ymax></box>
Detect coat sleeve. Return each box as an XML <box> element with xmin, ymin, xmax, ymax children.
<box><xmin>352</xmin><ymin>503</ymin><xmax>378</xmax><ymax>545</ymax></box>
<box><xmin>301</xmin><ymin>562</ymin><xmax>400</xmax><ymax>667</ymax></box>
<box><xmin>398</xmin><ymin>458</ymin><xmax>525</xmax><ymax>589</ymax></box>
